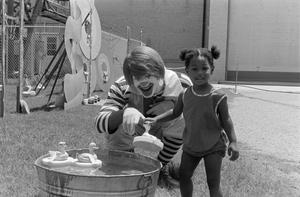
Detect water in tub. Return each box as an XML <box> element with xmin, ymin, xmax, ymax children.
<box><xmin>47</xmin><ymin>156</ymin><xmax>156</xmax><ymax>176</ymax></box>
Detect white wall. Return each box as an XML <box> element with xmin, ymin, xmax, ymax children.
<box><xmin>209</xmin><ymin>0</ymin><xmax>300</xmax><ymax>82</ymax></box>
<box><xmin>227</xmin><ymin>0</ymin><xmax>300</xmax><ymax>73</ymax></box>
<box><xmin>208</xmin><ymin>0</ymin><xmax>228</xmax><ymax>81</ymax></box>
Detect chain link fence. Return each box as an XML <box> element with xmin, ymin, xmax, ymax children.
<box><xmin>4</xmin><ymin>25</ymin><xmax>67</xmax><ymax>83</ymax></box>
<box><xmin>1</xmin><ymin>23</ymin><xmax>142</xmax><ymax>113</ymax></box>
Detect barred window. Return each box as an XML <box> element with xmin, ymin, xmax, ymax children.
<box><xmin>47</xmin><ymin>37</ymin><xmax>57</xmax><ymax>56</ymax></box>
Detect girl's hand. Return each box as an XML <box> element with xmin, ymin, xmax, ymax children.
<box><xmin>228</xmin><ymin>142</ymin><xmax>239</xmax><ymax>161</ymax></box>
<box><xmin>144</xmin><ymin>117</ymin><xmax>158</xmax><ymax>125</ymax></box>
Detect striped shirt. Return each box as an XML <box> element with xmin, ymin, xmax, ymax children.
<box><xmin>95</xmin><ymin>70</ymin><xmax>192</xmax><ymax>134</ymax></box>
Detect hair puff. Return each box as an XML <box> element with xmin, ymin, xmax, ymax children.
<box><xmin>210</xmin><ymin>46</ymin><xmax>220</xmax><ymax>60</ymax></box>
<box><xmin>179</xmin><ymin>49</ymin><xmax>189</xmax><ymax>61</ymax></box>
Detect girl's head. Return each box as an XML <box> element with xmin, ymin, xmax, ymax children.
<box><xmin>123</xmin><ymin>46</ymin><xmax>165</xmax><ymax>98</ymax></box>
<box><xmin>179</xmin><ymin>46</ymin><xmax>220</xmax><ymax>85</ymax></box>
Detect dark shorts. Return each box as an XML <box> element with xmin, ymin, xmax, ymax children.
<box><xmin>183</xmin><ymin>134</ymin><xmax>227</xmax><ymax>158</ymax></box>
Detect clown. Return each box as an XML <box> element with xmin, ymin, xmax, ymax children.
<box><xmin>95</xmin><ymin>46</ymin><xmax>192</xmax><ymax>188</ymax></box>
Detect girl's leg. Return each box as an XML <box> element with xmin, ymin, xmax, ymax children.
<box><xmin>179</xmin><ymin>151</ymin><xmax>201</xmax><ymax>197</ymax></box>
<box><xmin>203</xmin><ymin>152</ymin><xmax>223</xmax><ymax>197</ymax></box>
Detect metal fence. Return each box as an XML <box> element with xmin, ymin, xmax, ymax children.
<box><xmin>0</xmin><ymin>23</ymin><xmax>142</xmax><ymax>114</ymax></box>
<box><xmin>3</xmin><ymin>25</ymin><xmax>68</xmax><ymax>85</ymax></box>
<box><xmin>2</xmin><ymin>24</ymin><xmax>142</xmax><ymax>85</ymax></box>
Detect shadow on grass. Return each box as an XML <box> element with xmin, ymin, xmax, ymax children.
<box><xmin>186</xmin><ymin>142</ymin><xmax>300</xmax><ymax>197</ymax></box>
<box><xmin>146</xmin><ymin>142</ymin><xmax>300</xmax><ymax>197</ymax></box>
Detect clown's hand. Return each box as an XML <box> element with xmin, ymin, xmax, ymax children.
<box><xmin>123</xmin><ymin>107</ymin><xmax>145</xmax><ymax>135</ymax></box>
<box><xmin>146</xmin><ymin>100</ymin><xmax>174</xmax><ymax>116</ymax></box>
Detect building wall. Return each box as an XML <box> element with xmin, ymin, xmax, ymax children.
<box><xmin>94</xmin><ymin>0</ymin><xmax>205</xmax><ymax>68</ymax></box>
<box><xmin>24</xmin><ymin>0</ymin><xmax>300</xmax><ymax>83</ymax></box>
<box><xmin>208</xmin><ymin>0</ymin><xmax>228</xmax><ymax>82</ymax></box>
<box><xmin>211</xmin><ymin>0</ymin><xmax>300</xmax><ymax>82</ymax></box>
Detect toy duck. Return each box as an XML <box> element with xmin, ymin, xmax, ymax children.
<box><xmin>49</xmin><ymin>141</ymin><xmax>69</xmax><ymax>161</ymax></box>
<box><xmin>76</xmin><ymin>142</ymin><xmax>98</xmax><ymax>163</ymax></box>
<box><xmin>42</xmin><ymin>142</ymin><xmax>75</xmax><ymax>167</ymax></box>
<box><xmin>74</xmin><ymin>142</ymin><xmax>102</xmax><ymax>168</ymax></box>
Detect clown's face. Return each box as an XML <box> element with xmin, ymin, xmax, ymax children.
<box><xmin>132</xmin><ymin>74</ymin><xmax>164</xmax><ymax>98</ymax></box>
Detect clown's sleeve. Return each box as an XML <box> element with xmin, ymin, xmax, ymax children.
<box><xmin>95</xmin><ymin>77</ymin><xmax>129</xmax><ymax>134</ymax></box>
<box><xmin>162</xmin><ymin>69</ymin><xmax>191</xmax><ymax>98</ymax></box>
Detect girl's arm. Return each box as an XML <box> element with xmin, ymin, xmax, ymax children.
<box><xmin>218</xmin><ymin>97</ymin><xmax>236</xmax><ymax>142</ymax></box>
<box><xmin>218</xmin><ymin>96</ymin><xmax>239</xmax><ymax>161</ymax></box>
<box><xmin>148</xmin><ymin>91</ymin><xmax>184</xmax><ymax>123</ymax></box>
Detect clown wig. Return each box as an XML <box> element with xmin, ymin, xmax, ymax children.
<box><xmin>123</xmin><ymin>46</ymin><xmax>165</xmax><ymax>86</ymax></box>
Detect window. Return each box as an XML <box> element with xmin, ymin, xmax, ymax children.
<box><xmin>47</xmin><ymin>37</ymin><xmax>57</xmax><ymax>56</ymax></box>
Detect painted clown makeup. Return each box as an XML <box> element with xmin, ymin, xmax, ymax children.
<box><xmin>132</xmin><ymin>75</ymin><xmax>164</xmax><ymax>98</ymax></box>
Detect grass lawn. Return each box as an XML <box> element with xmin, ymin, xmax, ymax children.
<box><xmin>0</xmin><ymin>85</ymin><xmax>299</xmax><ymax>197</ymax></box>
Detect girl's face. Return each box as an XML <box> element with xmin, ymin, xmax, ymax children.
<box><xmin>132</xmin><ymin>74</ymin><xmax>164</xmax><ymax>98</ymax></box>
<box><xmin>185</xmin><ymin>56</ymin><xmax>212</xmax><ymax>86</ymax></box>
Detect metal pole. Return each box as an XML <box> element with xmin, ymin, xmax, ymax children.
<box><xmin>126</xmin><ymin>26</ymin><xmax>131</xmax><ymax>54</ymax></box>
<box><xmin>234</xmin><ymin>66</ymin><xmax>238</xmax><ymax>94</ymax></box>
<box><xmin>140</xmin><ymin>26</ymin><xmax>143</xmax><ymax>46</ymax></box>
<box><xmin>87</xmin><ymin>5</ymin><xmax>92</xmax><ymax>98</ymax></box>
<box><xmin>225</xmin><ymin>0</ymin><xmax>231</xmax><ymax>80</ymax></box>
<box><xmin>1</xmin><ymin>0</ymin><xmax>6</xmax><ymax>117</ymax></box>
<box><xmin>17</xmin><ymin>0</ymin><xmax>25</xmax><ymax>113</ymax></box>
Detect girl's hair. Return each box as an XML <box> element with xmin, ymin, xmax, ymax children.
<box><xmin>179</xmin><ymin>46</ymin><xmax>220</xmax><ymax>71</ymax></box>
<box><xmin>123</xmin><ymin>46</ymin><xmax>165</xmax><ymax>85</ymax></box>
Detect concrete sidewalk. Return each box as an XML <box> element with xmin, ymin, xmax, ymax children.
<box><xmin>214</xmin><ymin>82</ymin><xmax>300</xmax><ymax>94</ymax></box>
<box><xmin>218</xmin><ymin>80</ymin><xmax>300</xmax><ymax>87</ymax></box>
<box><xmin>214</xmin><ymin>82</ymin><xmax>300</xmax><ymax>162</ymax></box>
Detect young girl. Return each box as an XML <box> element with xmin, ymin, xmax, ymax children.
<box><xmin>145</xmin><ymin>46</ymin><xmax>239</xmax><ymax>197</ymax></box>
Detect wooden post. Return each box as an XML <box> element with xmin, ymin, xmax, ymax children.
<box><xmin>1</xmin><ymin>0</ymin><xmax>6</xmax><ymax>117</ymax></box>
<box><xmin>17</xmin><ymin>0</ymin><xmax>25</xmax><ymax>113</ymax></box>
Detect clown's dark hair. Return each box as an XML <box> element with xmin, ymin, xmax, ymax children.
<box><xmin>179</xmin><ymin>46</ymin><xmax>220</xmax><ymax>71</ymax></box>
<box><xmin>123</xmin><ymin>46</ymin><xmax>165</xmax><ymax>86</ymax></box>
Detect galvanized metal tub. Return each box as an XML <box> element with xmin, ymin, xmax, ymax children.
<box><xmin>35</xmin><ymin>149</ymin><xmax>162</xmax><ymax>197</ymax></box>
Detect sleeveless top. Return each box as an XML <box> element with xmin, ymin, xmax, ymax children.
<box><xmin>182</xmin><ymin>86</ymin><xmax>227</xmax><ymax>154</ymax></box>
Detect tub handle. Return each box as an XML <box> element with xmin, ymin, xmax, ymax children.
<box><xmin>138</xmin><ymin>174</ymin><xmax>153</xmax><ymax>196</ymax></box>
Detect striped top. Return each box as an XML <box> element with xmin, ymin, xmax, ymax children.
<box><xmin>95</xmin><ymin>69</ymin><xmax>192</xmax><ymax>134</ymax></box>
